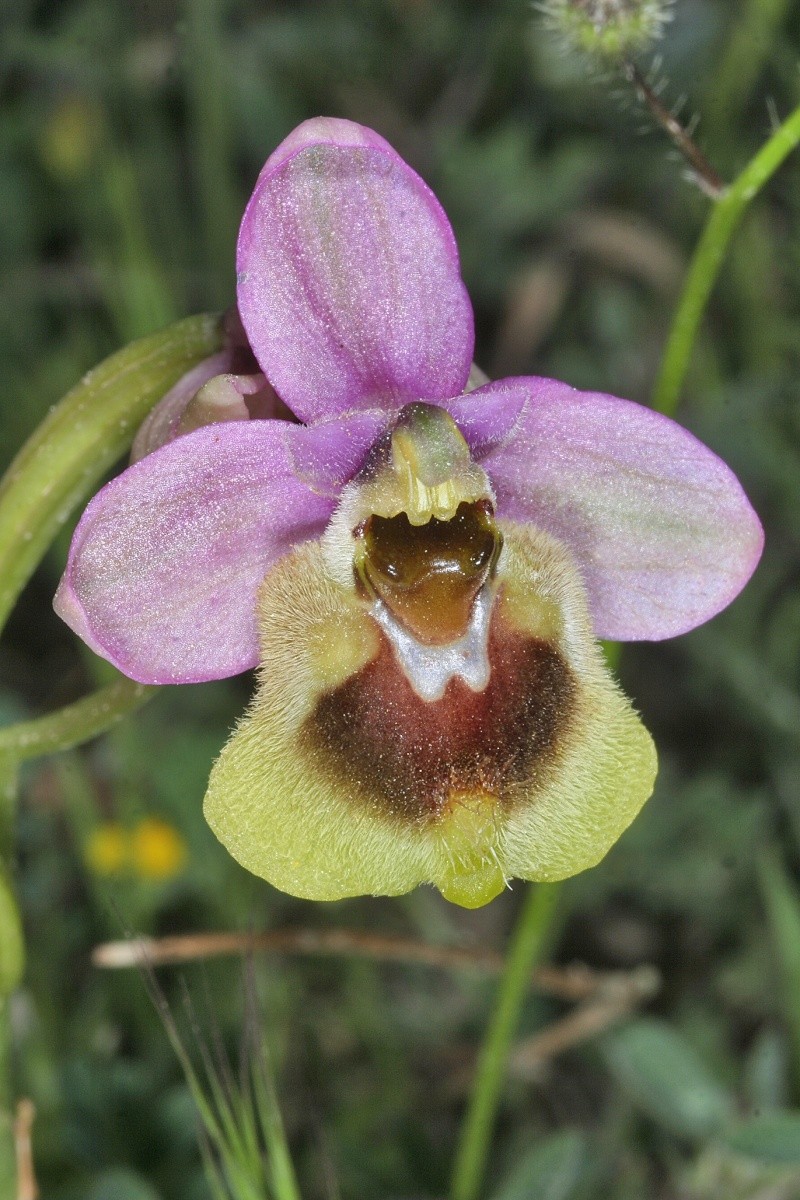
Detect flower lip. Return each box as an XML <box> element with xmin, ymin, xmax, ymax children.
<box><xmin>307</xmin><ymin>596</ymin><xmax>575</xmax><ymax>813</ymax></box>
<box><xmin>203</xmin><ymin>524</ymin><xmax>657</xmax><ymax>906</ymax></box>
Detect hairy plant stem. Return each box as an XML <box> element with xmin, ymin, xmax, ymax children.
<box><xmin>623</xmin><ymin>60</ymin><xmax>725</xmax><ymax>200</ymax></box>
<box><xmin>449</xmin><ymin>883</ymin><xmax>560</xmax><ymax>1200</ymax></box>
<box><xmin>653</xmin><ymin>99</ymin><xmax>800</xmax><ymax>416</ymax></box>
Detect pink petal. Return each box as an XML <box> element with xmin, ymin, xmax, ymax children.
<box><xmin>476</xmin><ymin>378</ymin><xmax>764</xmax><ymax>641</ymax></box>
<box><xmin>289</xmin><ymin>409</ymin><xmax>392</xmax><ymax>495</ymax></box>
<box><xmin>442</xmin><ymin>387</ymin><xmax>527</xmax><ymax>457</ymax></box>
<box><xmin>237</xmin><ymin>117</ymin><xmax>474</xmax><ymax>422</ymax></box>
<box><xmin>54</xmin><ymin>423</ymin><xmax>336</xmax><ymax>683</ymax></box>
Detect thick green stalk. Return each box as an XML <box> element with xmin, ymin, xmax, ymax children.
<box><xmin>0</xmin><ymin>758</ymin><xmax>21</xmax><ymax>1197</ymax></box>
<box><xmin>0</xmin><ymin>679</ymin><xmax>156</xmax><ymax>763</ymax></box>
<box><xmin>450</xmin><ymin>883</ymin><xmax>560</xmax><ymax>1200</ymax></box>
<box><xmin>0</xmin><ymin>315</ymin><xmax>222</xmax><ymax>1191</ymax></box>
<box><xmin>0</xmin><ymin>313</ymin><xmax>221</xmax><ymax>637</ymax></box>
<box><xmin>652</xmin><ymin>100</ymin><xmax>800</xmax><ymax>417</ymax></box>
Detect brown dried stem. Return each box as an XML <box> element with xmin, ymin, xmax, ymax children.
<box><xmin>14</xmin><ymin>1100</ymin><xmax>37</xmax><ymax>1200</ymax></box>
<box><xmin>510</xmin><ymin>965</ymin><xmax>659</xmax><ymax>1076</ymax></box>
<box><xmin>92</xmin><ymin>925</ymin><xmax>657</xmax><ymax>1005</ymax></box>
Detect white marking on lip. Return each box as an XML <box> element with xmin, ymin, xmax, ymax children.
<box><xmin>369</xmin><ymin>585</ymin><xmax>493</xmax><ymax>702</ymax></box>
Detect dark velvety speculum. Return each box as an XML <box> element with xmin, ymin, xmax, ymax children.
<box><xmin>303</xmin><ymin>612</ymin><xmax>576</xmax><ymax>825</ymax></box>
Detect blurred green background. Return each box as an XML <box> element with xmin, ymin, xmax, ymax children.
<box><xmin>3</xmin><ymin>0</ymin><xmax>800</xmax><ymax>1196</ymax></box>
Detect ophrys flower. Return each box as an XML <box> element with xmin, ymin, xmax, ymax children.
<box><xmin>55</xmin><ymin>118</ymin><xmax>763</xmax><ymax>907</ymax></box>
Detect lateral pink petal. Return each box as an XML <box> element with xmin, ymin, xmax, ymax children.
<box><xmin>237</xmin><ymin>116</ymin><xmax>474</xmax><ymax>421</ymax></box>
<box><xmin>54</xmin><ymin>423</ymin><xmax>335</xmax><ymax>683</ymax></box>
<box><xmin>479</xmin><ymin>378</ymin><xmax>764</xmax><ymax>641</ymax></box>
<box><xmin>289</xmin><ymin>409</ymin><xmax>391</xmax><ymax>495</ymax></box>
<box><xmin>442</xmin><ymin>386</ymin><xmax>528</xmax><ymax>457</ymax></box>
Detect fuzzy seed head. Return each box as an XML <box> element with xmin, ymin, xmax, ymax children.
<box><xmin>539</xmin><ymin>0</ymin><xmax>673</xmax><ymax>59</ymax></box>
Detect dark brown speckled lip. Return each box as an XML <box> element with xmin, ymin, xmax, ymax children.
<box><xmin>302</xmin><ymin>608</ymin><xmax>576</xmax><ymax>825</ymax></box>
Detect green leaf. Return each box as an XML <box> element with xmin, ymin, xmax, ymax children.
<box><xmin>721</xmin><ymin>1112</ymin><xmax>800</xmax><ymax>1165</ymax></box>
<box><xmin>489</xmin><ymin>1130</ymin><xmax>588</xmax><ymax>1200</ymax></box>
<box><xmin>602</xmin><ymin>1019</ymin><xmax>734</xmax><ymax>1140</ymax></box>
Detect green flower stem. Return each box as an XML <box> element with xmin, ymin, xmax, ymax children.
<box><xmin>0</xmin><ymin>678</ymin><xmax>156</xmax><ymax>764</ymax></box>
<box><xmin>450</xmin><ymin>883</ymin><xmax>560</xmax><ymax>1200</ymax></box>
<box><xmin>652</xmin><ymin>100</ymin><xmax>800</xmax><ymax>418</ymax></box>
<box><xmin>0</xmin><ymin>312</ymin><xmax>222</xmax><ymax>639</ymax></box>
<box><xmin>0</xmin><ymin>758</ymin><xmax>21</xmax><ymax>1198</ymax></box>
<box><xmin>0</xmin><ymin>315</ymin><xmax>222</xmax><ymax>1190</ymax></box>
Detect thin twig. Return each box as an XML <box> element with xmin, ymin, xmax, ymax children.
<box><xmin>92</xmin><ymin>926</ymin><xmax>640</xmax><ymax>1002</ymax></box>
<box><xmin>446</xmin><ymin>967</ymin><xmax>659</xmax><ymax>1093</ymax></box>
<box><xmin>623</xmin><ymin>60</ymin><xmax>725</xmax><ymax>199</ymax></box>
<box><xmin>510</xmin><ymin>966</ymin><xmax>660</xmax><ymax>1077</ymax></box>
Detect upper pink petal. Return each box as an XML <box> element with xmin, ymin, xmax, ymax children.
<box><xmin>475</xmin><ymin>378</ymin><xmax>764</xmax><ymax>641</ymax></box>
<box><xmin>54</xmin><ymin>422</ymin><xmax>336</xmax><ymax>683</ymax></box>
<box><xmin>237</xmin><ymin>117</ymin><xmax>474</xmax><ymax>422</ymax></box>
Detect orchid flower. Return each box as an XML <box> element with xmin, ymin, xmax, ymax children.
<box><xmin>54</xmin><ymin>118</ymin><xmax>763</xmax><ymax>908</ymax></box>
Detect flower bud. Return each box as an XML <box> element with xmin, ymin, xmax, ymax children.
<box><xmin>540</xmin><ymin>0</ymin><xmax>672</xmax><ymax>59</ymax></box>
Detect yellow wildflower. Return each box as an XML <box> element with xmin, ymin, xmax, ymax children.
<box><xmin>130</xmin><ymin>818</ymin><xmax>187</xmax><ymax>881</ymax></box>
